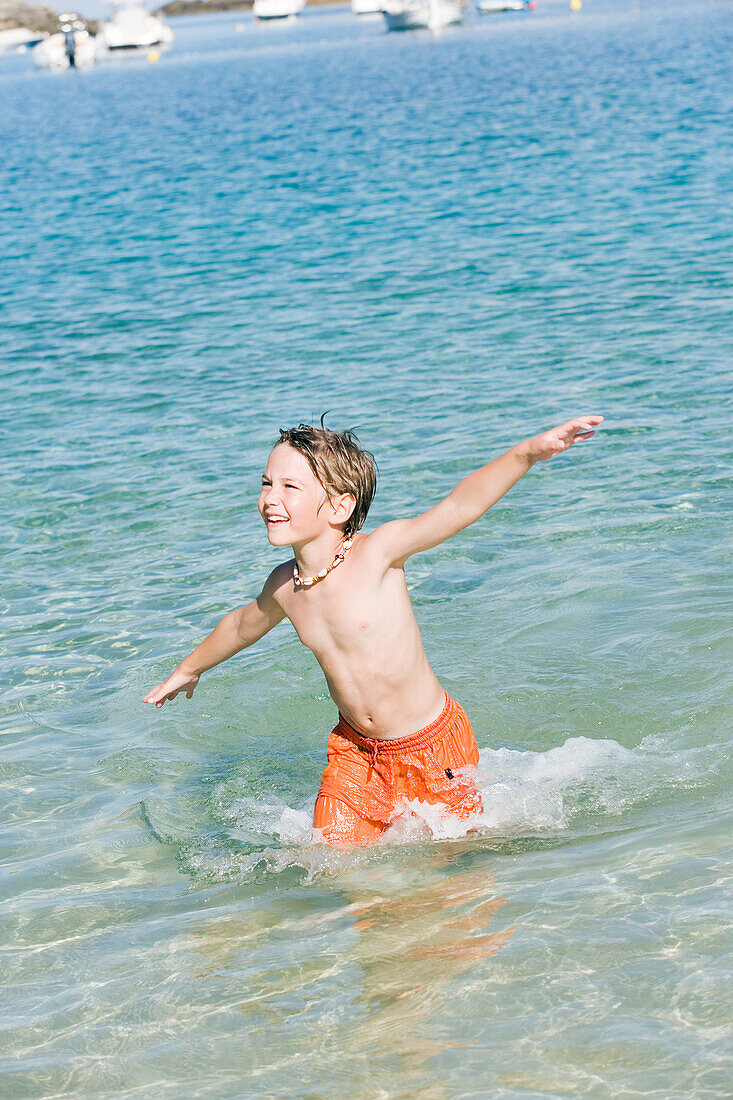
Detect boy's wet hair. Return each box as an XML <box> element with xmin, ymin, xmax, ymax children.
<box><xmin>277</xmin><ymin>420</ymin><xmax>377</xmax><ymax>538</ymax></box>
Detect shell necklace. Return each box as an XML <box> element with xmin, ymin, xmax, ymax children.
<box><xmin>293</xmin><ymin>537</ymin><xmax>353</xmax><ymax>588</ymax></box>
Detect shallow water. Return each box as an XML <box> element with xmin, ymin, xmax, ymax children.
<box><xmin>2</xmin><ymin>0</ymin><xmax>732</xmax><ymax>1096</ymax></box>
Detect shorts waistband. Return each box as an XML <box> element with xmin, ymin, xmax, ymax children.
<box><xmin>336</xmin><ymin>692</ymin><xmax>454</xmax><ymax>757</ymax></box>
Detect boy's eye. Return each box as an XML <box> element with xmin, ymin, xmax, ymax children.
<box><xmin>284</xmin><ymin>483</ymin><xmax>299</xmax><ymax>490</ymax></box>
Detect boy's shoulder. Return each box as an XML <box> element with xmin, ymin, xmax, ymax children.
<box><xmin>261</xmin><ymin>559</ymin><xmax>295</xmax><ymax>604</ymax></box>
<box><xmin>263</xmin><ymin>526</ymin><xmax>400</xmax><ymax>600</ymax></box>
<box><xmin>268</xmin><ymin>559</ymin><xmax>296</xmax><ymax>588</ymax></box>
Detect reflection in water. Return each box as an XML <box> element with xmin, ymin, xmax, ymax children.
<box><xmin>343</xmin><ymin>856</ymin><xmax>515</xmax><ymax>1073</ymax></box>
<box><xmin>188</xmin><ymin>844</ymin><xmax>516</xmax><ymax>1094</ymax></box>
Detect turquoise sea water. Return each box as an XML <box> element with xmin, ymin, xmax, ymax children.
<box><xmin>2</xmin><ymin>0</ymin><xmax>732</xmax><ymax>1096</ymax></box>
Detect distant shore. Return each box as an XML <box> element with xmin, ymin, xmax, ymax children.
<box><xmin>157</xmin><ymin>0</ymin><xmax>344</xmax><ymax>14</ymax></box>
<box><xmin>1</xmin><ymin>0</ymin><xmax>66</xmax><ymax>34</ymax></box>
<box><xmin>0</xmin><ymin>0</ymin><xmax>100</xmax><ymax>33</ymax></box>
<box><xmin>0</xmin><ymin>0</ymin><xmax>344</xmax><ymax>38</ymax></box>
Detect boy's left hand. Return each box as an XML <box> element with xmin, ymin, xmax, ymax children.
<box><xmin>523</xmin><ymin>416</ymin><xmax>604</xmax><ymax>463</ymax></box>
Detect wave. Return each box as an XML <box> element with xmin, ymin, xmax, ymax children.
<box><xmin>158</xmin><ymin>731</ymin><xmax>717</xmax><ymax>885</ymax></box>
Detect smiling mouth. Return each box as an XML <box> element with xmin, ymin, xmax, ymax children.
<box><xmin>266</xmin><ymin>516</ymin><xmax>289</xmax><ymax>525</ymax></box>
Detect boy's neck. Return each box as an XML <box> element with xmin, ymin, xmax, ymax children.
<box><xmin>292</xmin><ymin>529</ymin><xmax>348</xmax><ymax>578</ymax></box>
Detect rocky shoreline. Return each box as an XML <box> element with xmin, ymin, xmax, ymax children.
<box><xmin>157</xmin><ymin>0</ymin><xmax>343</xmax><ymax>12</ymax></box>
<box><xmin>0</xmin><ymin>0</ymin><xmax>344</xmax><ymax>42</ymax></box>
<box><xmin>0</xmin><ymin>0</ymin><xmax>98</xmax><ymax>34</ymax></box>
<box><xmin>158</xmin><ymin>0</ymin><xmax>252</xmax><ymax>12</ymax></box>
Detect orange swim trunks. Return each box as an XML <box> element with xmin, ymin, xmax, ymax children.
<box><xmin>313</xmin><ymin>692</ymin><xmax>483</xmax><ymax>846</ymax></box>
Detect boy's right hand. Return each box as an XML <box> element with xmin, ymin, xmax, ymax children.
<box><xmin>143</xmin><ymin>669</ymin><xmax>200</xmax><ymax>708</ymax></box>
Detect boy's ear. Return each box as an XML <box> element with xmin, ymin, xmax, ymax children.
<box><xmin>331</xmin><ymin>493</ymin><xmax>356</xmax><ymax>525</ymax></box>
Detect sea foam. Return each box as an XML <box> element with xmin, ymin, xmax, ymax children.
<box><xmin>185</xmin><ymin>732</ymin><xmax>713</xmax><ymax>882</ymax></box>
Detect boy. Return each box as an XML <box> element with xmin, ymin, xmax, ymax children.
<box><xmin>144</xmin><ymin>415</ymin><xmax>603</xmax><ymax>845</ymax></box>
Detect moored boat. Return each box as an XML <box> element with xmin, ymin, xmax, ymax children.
<box><xmin>32</xmin><ymin>13</ymin><xmax>96</xmax><ymax>68</ymax></box>
<box><xmin>383</xmin><ymin>0</ymin><xmax>465</xmax><ymax>31</ymax></box>
<box><xmin>477</xmin><ymin>0</ymin><xmax>533</xmax><ymax>12</ymax></box>
<box><xmin>253</xmin><ymin>0</ymin><xmax>306</xmax><ymax>20</ymax></box>
<box><xmin>351</xmin><ymin>0</ymin><xmax>383</xmax><ymax>15</ymax></box>
<box><xmin>0</xmin><ymin>26</ymin><xmax>46</xmax><ymax>51</ymax></box>
<box><xmin>97</xmin><ymin>0</ymin><xmax>173</xmax><ymax>52</ymax></box>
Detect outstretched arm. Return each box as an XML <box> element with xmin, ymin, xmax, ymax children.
<box><xmin>372</xmin><ymin>416</ymin><xmax>604</xmax><ymax>568</ymax></box>
<box><xmin>143</xmin><ymin>565</ymin><xmax>287</xmax><ymax>708</ymax></box>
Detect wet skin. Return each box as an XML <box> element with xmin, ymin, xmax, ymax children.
<box><xmin>144</xmin><ymin>417</ymin><xmax>604</xmax><ymax>739</ymax></box>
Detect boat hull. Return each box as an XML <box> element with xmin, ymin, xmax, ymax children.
<box><xmin>477</xmin><ymin>0</ymin><xmax>529</xmax><ymax>12</ymax></box>
<box><xmin>253</xmin><ymin>0</ymin><xmax>307</xmax><ymax>19</ymax></box>
<box><xmin>383</xmin><ymin>0</ymin><xmax>464</xmax><ymax>30</ymax></box>
<box><xmin>98</xmin><ymin>3</ymin><xmax>174</xmax><ymax>52</ymax></box>
<box><xmin>32</xmin><ymin>31</ymin><xmax>96</xmax><ymax>68</ymax></box>
<box><xmin>0</xmin><ymin>28</ymin><xmax>45</xmax><ymax>51</ymax></box>
<box><xmin>351</xmin><ymin>0</ymin><xmax>383</xmax><ymax>14</ymax></box>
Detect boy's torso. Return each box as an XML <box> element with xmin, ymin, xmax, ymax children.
<box><xmin>271</xmin><ymin>531</ymin><xmax>446</xmax><ymax>740</ymax></box>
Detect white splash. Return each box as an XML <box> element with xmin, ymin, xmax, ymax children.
<box><xmin>188</xmin><ymin>733</ymin><xmax>713</xmax><ymax>881</ymax></box>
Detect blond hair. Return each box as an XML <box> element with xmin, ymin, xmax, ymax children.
<box><xmin>276</xmin><ymin>422</ymin><xmax>377</xmax><ymax>537</ymax></box>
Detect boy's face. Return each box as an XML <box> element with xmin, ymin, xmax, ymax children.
<box><xmin>259</xmin><ymin>444</ymin><xmax>340</xmax><ymax>547</ymax></box>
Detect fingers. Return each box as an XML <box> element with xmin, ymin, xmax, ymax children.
<box><xmin>547</xmin><ymin>417</ymin><xmax>601</xmax><ymax>452</ymax></box>
<box><xmin>144</xmin><ymin>685</ymin><xmax>168</xmax><ymax>705</ymax></box>
<box><xmin>144</xmin><ymin>684</ymin><xmax>197</xmax><ymax>708</ymax></box>
<box><xmin>153</xmin><ymin>691</ymin><xmax>176</xmax><ymax>709</ymax></box>
<box><xmin>563</xmin><ymin>415</ymin><xmax>603</xmax><ymax>430</ymax></box>
<box><xmin>562</xmin><ymin>415</ymin><xmax>603</xmax><ymax>444</ymax></box>
<box><xmin>143</xmin><ymin>684</ymin><xmax>172</xmax><ymax>707</ymax></box>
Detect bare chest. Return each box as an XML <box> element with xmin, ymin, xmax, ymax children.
<box><xmin>279</xmin><ymin>559</ymin><xmax>404</xmax><ymax>658</ymax></box>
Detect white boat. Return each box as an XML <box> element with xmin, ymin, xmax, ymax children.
<box><xmin>383</xmin><ymin>0</ymin><xmax>465</xmax><ymax>31</ymax></box>
<box><xmin>0</xmin><ymin>27</ymin><xmax>46</xmax><ymax>51</ymax></box>
<box><xmin>477</xmin><ymin>0</ymin><xmax>532</xmax><ymax>12</ymax></box>
<box><xmin>351</xmin><ymin>0</ymin><xmax>383</xmax><ymax>15</ymax></box>
<box><xmin>32</xmin><ymin>24</ymin><xmax>96</xmax><ymax>68</ymax></box>
<box><xmin>253</xmin><ymin>0</ymin><xmax>306</xmax><ymax>20</ymax></box>
<box><xmin>97</xmin><ymin>0</ymin><xmax>174</xmax><ymax>52</ymax></box>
